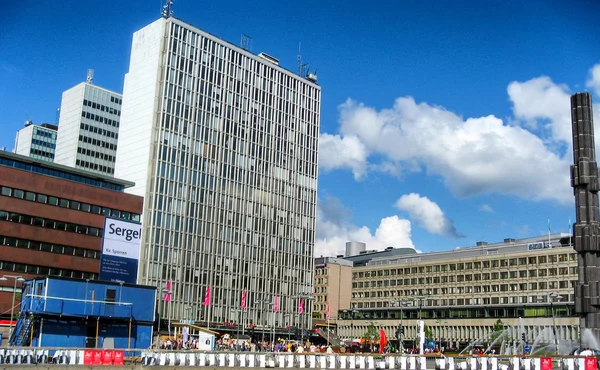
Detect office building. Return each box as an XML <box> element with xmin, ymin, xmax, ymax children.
<box><xmin>115</xmin><ymin>16</ymin><xmax>321</xmax><ymax>331</ymax></box>
<box><xmin>314</xmin><ymin>256</ymin><xmax>353</xmax><ymax>318</ymax></box>
<box><xmin>13</xmin><ymin>121</ymin><xmax>58</xmax><ymax>162</ymax></box>
<box><xmin>54</xmin><ymin>76</ymin><xmax>122</xmax><ymax>176</ymax></box>
<box><xmin>335</xmin><ymin>234</ymin><xmax>579</xmax><ymax>349</ymax></box>
<box><xmin>0</xmin><ymin>151</ymin><xmax>143</xmax><ymax>316</ymax></box>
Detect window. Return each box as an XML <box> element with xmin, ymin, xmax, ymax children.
<box><xmin>59</xmin><ymin>199</ymin><xmax>69</xmax><ymax>208</ymax></box>
<box><xmin>106</xmin><ymin>289</ymin><xmax>117</xmax><ymax>304</ymax></box>
<box><xmin>37</xmin><ymin>194</ymin><xmax>47</xmax><ymax>203</ymax></box>
<box><xmin>48</xmin><ymin>196</ymin><xmax>58</xmax><ymax>206</ymax></box>
<box><xmin>13</xmin><ymin>189</ymin><xmax>24</xmax><ymax>199</ymax></box>
<box><xmin>1</xmin><ymin>187</ymin><xmax>11</xmax><ymax>196</ymax></box>
<box><xmin>25</xmin><ymin>192</ymin><xmax>36</xmax><ymax>201</ymax></box>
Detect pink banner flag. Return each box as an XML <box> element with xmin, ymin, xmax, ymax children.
<box><xmin>163</xmin><ymin>280</ymin><xmax>172</xmax><ymax>302</ymax></box>
<box><xmin>203</xmin><ymin>286</ymin><xmax>211</xmax><ymax>306</ymax></box>
<box><xmin>298</xmin><ymin>299</ymin><xmax>304</xmax><ymax>314</ymax></box>
<box><xmin>325</xmin><ymin>303</ymin><xmax>330</xmax><ymax>319</ymax></box>
<box><xmin>241</xmin><ymin>290</ymin><xmax>247</xmax><ymax>309</ymax></box>
<box><xmin>274</xmin><ymin>294</ymin><xmax>280</xmax><ymax>313</ymax></box>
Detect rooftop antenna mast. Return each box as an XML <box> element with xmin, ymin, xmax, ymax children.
<box><xmin>86</xmin><ymin>69</ymin><xmax>94</xmax><ymax>84</ymax></box>
<box><xmin>241</xmin><ymin>34</ymin><xmax>253</xmax><ymax>52</ymax></box>
<box><xmin>162</xmin><ymin>0</ymin><xmax>173</xmax><ymax>18</ymax></box>
<box><xmin>297</xmin><ymin>42</ymin><xmax>309</xmax><ymax>77</ymax></box>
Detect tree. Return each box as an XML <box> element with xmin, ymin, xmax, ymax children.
<box><xmin>312</xmin><ymin>312</ymin><xmax>322</xmax><ymax>319</ymax></box>
<box><xmin>361</xmin><ymin>323</ymin><xmax>380</xmax><ymax>351</ymax></box>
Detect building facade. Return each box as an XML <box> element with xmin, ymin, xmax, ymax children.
<box><xmin>336</xmin><ymin>234</ymin><xmax>579</xmax><ymax>350</ymax></box>
<box><xmin>0</xmin><ymin>151</ymin><xmax>143</xmax><ymax>316</ymax></box>
<box><xmin>314</xmin><ymin>257</ymin><xmax>353</xmax><ymax>319</ymax></box>
<box><xmin>115</xmin><ymin>16</ymin><xmax>321</xmax><ymax>330</ymax></box>
<box><xmin>13</xmin><ymin>121</ymin><xmax>58</xmax><ymax>162</ymax></box>
<box><xmin>54</xmin><ymin>81</ymin><xmax>122</xmax><ymax>176</ymax></box>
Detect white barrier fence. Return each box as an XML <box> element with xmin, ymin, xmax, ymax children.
<box><xmin>0</xmin><ymin>348</ymin><xmax>596</xmax><ymax>370</ymax></box>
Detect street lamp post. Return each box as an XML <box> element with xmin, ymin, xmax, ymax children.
<box><xmin>390</xmin><ymin>299</ymin><xmax>411</xmax><ymax>353</ymax></box>
<box><xmin>0</xmin><ymin>275</ymin><xmax>25</xmax><ymax>341</ymax></box>
<box><xmin>549</xmin><ymin>293</ymin><xmax>563</xmax><ymax>355</ymax></box>
<box><xmin>435</xmin><ymin>319</ymin><xmax>448</xmax><ymax>351</ymax></box>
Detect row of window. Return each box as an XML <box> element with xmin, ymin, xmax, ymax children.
<box><xmin>82</xmin><ymin>110</ymin><xmax>120</xmax><ymax>128</ymax></box>
<box><xmin>353</xmin><ymin>254</ymin><xmax>577</xmax><ymax>279</ymax></box>
<box><xmin>31</xmin><ymin>138</ymin><xmax>56</xmax><ymax>149</ymax></box>
<box><xmin>77</xmin><ymin>146</ymin><xmax>115</xmax><ymax>163</ymax></box>
<box><xmin>83</xmin><ymin>99</ymin><xmax>121</xmax><ymax>115</ymax></box>
<box><xmin>33</xmin><ymin>129</ymin><xmax>56</xmax><ymax>139</ymax></box>
<box><xmin>0</xmin><ymin>185</ymin><xmax>140</xmax><ymax>221</ymax></box>
<box><xmin>354</xmin><ymin>267</ymin><xmax>577</xmax><ymax>287</ymax></box>
<box><xmin>80</xmin><ymin>122</ymin><xmax>118</xmax><ymax>140</ymax></box>
<box><xmin>75</xmin><ymin>159</ymin><xmax>115</xmax><ymax>175</ymax></box>
<box><xmin>1</xmin><ymin>234</ymin><xmax>100</xmax><ymax>259</ymax></box>
<box><xmin>0</xmin><ymin>210</ymin><xmax>103</xmax><ymax>237</ymax></box>
<box><xmin>78</xmin><ymin>134</ymin><xmax>117</xmax><ymax>151</ymax></box>
<box><xmin>109</xmin><ymin>96</ymin><xmax>122</xmax><ymax>105</ymax></box>
<box><xmin>0</xmin><ymin>158</ymin><xmax>124</xmax><ymax>192</ymax></box>
<box><xmin>30</xmin><ymin>149</ymin><xmax>54</xmax><ymax>159</ymax></box>
<box><xmin>0</xmin><ymin>260</ymin><xmax>96</xmax><ymax>280</ymax></box>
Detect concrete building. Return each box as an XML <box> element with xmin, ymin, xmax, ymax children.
<box><xmin>115</xmin><ymin>15</ymin><xmax>321</xmax><ymax>332</ymax></box>
<box><xmin>314</xmin><ymin>257</ymin><xmax>353</xmax><ymax>319</ymax></box>
<box><xmin>336</xmin><ymin>234</ymin><xmax>579</xmax><ymax>350</ymax></box>
<box><xmin>13</xmin><ymin>121</ymin><xmax>58</xmax><ymax>162</ymax></box>
<box><xmin>12</xmin><ymin>277</ymin><xmax>156</xmax><ymax>348</ymax></box>
<box><xmin>54</xmin><ymin>77</ymin><xmax>122</xmax><ymax>176</ymax></box>
<box><xmin>0</xmin><ymin>150</ymin><xmax>143</xmax><ymax>317</ymax></box>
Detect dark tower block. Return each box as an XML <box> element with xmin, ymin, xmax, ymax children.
<box><xmin>571</xmin><ymin>92</ymin><xmax>600</xmax><ymax>334</ymax></box>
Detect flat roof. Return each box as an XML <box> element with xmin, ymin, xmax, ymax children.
<box><xmin>0</xmin><ymin>150</ymin><xmax>135</xmax><ymax>188</ymax></box>
<box><xmin>26</xmin><ymin>276</ymin><xmax>157</xmax><ymax>290</ymax></box>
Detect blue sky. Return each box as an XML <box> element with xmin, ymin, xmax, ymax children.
<box><xmin>2</xmin><ymin>0</ymin><xmax>600</xmax><ymax>256</ymax></box>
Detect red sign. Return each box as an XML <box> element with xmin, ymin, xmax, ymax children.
<box><xmin>92</xmin><ymin>350</ymin><xmax>103</xmax><ymax>365</ymax></box>
<box><xmin>102</xmin><ymin>350</ymin><xmax>114</xmax><ymax>365</ymax></box>
<box><xmin>541</xmin><ymin>358</ymin><xmax>552</xmax><ymax>370</ymax></box>
<box><xmin>113</xmin><ymin>351</ymin><xmax>124</xmax><ymax>366</ymax></box>
<box><xmin>83</xmin><ymin>351</ymin><xmax>93</xmax><ymax>365</ymax></box>
<box><xmin>585</xmin><ymin>357</ymin><xmax>597</xmax><ymax>370</ymax></box>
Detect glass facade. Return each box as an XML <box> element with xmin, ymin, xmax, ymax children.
<box><xmin>121</xmin><ymin>18</ymin><xmax>321</xmax><ymax>330</ymax></box>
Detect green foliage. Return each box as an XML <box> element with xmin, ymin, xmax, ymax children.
<box><xmin>312</xmin><ymin>312</ymin><xmax>322</xmax><ymax>319</ymax></box>
<box><xmin>424</xmin><ymin>325</ymin><xmax>434</xmax><ymax>340</ymax></box>
<box><xmin>490</xmin><ymin>319</ymin><xmax>508</xmax><ymax>343</ymax></box>
<box><xmin>361</xmin><ymin>323</ymin><xmax>380</xmax><ymax>343</ymax></box>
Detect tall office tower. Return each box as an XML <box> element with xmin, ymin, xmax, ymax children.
<box><xmin>116</xmin><ymin>16</ymin><xmax>321</xmax><ymax>330</ymax></box>
<box><xmin>13</xmin><ymin>121</ymin><xmax>58</xmax><ymax>161</ymax></box>
<box><xmin>54</xmin><ymin>72</ymin><xmax>122</xmax><ymax>176</ymax></box>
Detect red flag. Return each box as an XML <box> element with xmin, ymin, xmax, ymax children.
<box><xmin>241</xmin><ymin>290</ymin><xmax>247</xmax><ymax>309</ymax></box>
<box><xmin>379</xmin><ymin>329</ymin><xmax>387</xmax><ymax>354</ymax></box>
<box><xmin>298</xmin><ymin>299</ymin><xmax>304</xmax><ymax>314</ymax></box>
<box><xmin>203</xmin><ymin>286</ymin><xmax>211</xmax><ymax>306</ymax></box>
<box><xmin>274</xmin><ymin>294</ymin><xmax>279</xmax><ymax>312</ymax></box>
<box><xmin>163</xmin><ymin>281</ymin><xmax>172</xmax><ymax>302</ymax></box>
<box><xmin>325</xmin><ymin>303</ymin><xmax>330</xmax><ymax>319</ymax></box>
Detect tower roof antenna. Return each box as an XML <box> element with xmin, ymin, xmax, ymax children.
<box><xmin>86</xmin><ymin>69</ymin><xmax>94</xmax><ymax>84</ymax></box>
<box><xmin>162</xmin><ymin>0</ymin><xmax>173</xmax><ymax>18</ymax></box>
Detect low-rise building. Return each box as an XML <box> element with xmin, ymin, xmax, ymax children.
<box><xmin>335</xmin><ymin>234</ymin><xmax>579</xmax><ymax>350</ymax></box>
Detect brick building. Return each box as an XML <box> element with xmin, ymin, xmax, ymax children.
<box><xmin>0</xmin><ymin>150</ymin><xmax>143</xmax><ymax>316</ymax></box>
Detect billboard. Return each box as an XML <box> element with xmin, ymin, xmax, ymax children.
<box><xmin>99</xmin><ymin>217</ymin><xmax>142</xmax><ymax>284</ymax></box>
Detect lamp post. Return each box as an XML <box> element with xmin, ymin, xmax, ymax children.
<box><xmin>549</xmin><ymin>293</ymin><xmax>563</xmax><ymax>355</ymax></box>
<box><xmin>295</xmin><ymin>294</ymin><xmax>314</xmax><ymax>345</ymax></box>
<box><xmin>435</xmin><ymin>319</ymin><xmax>448</xmax><ymax>351</ymax></box>
<box><xmin>0</xmin><ymin>275</ymin><xmax>25</xmax><ymax>340</ymax></box>
<box><xmin>160</xmin><ymin>287</ymin><xmax>172</xmax><ymax>338</ymax></box>
<box><xmin>390</xmin><ymin>299</ymin><xmax>411</xmax><ymax>353</ymax></box>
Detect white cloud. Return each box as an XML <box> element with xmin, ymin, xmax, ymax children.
<box><xmin>480</xmin><ymin>204</ymin><xmax>494</xmax><ymax>213</ymax></box>
<box><xmin>395</xmin><ymin>193</ymin><xmax>463</xmax><ymax>238</ymax></box>
<box><xmin>318</xmin><ymin>73</ymin><xmax>583</xmax><ymax>204</ymax></box>
<box><xmin>318</xmin><ymin>133</ymin><xmax>368</xmax><ymax>179</ymax></box>
<box><xmin>507</xmin><ymin>76</ymin><xmax>572</xmax><ymax>142</ymax></box>
<box><xmin>587</xmin><ymin>64</ymin><xmax>600</xmax><ymax>96</ymax></box>
<box><xmin>315</xmin><ymin>195</ymin><xmax>414</xmax><ymax>257</ymax></box>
